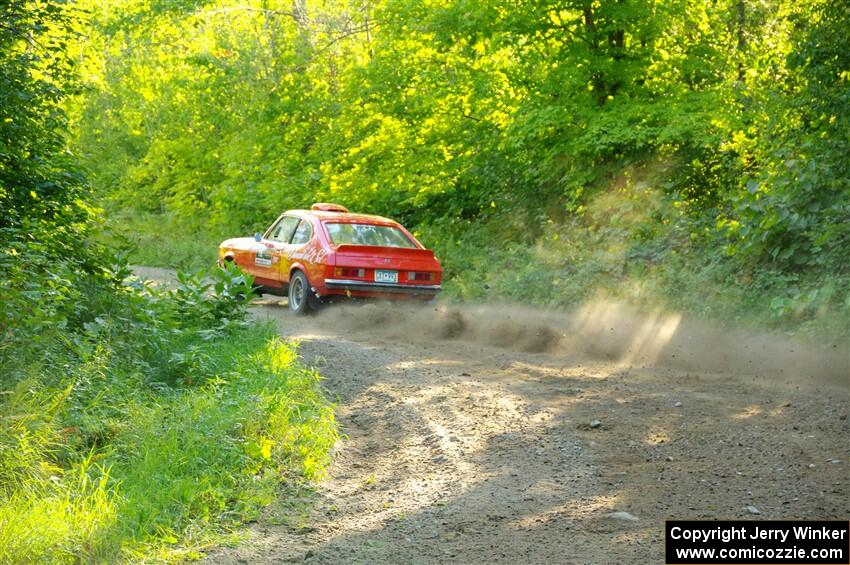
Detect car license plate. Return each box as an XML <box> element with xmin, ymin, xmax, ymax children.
<box><xmin>375</xmin><ymin>269</ymin><xmax>398</xmax><ymax>283</ymax></box>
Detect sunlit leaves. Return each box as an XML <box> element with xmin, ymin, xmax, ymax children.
<box><xmin>69</xmin><ymin>0</ymin><xmax>850</xmax><ymax>273</ymax></box>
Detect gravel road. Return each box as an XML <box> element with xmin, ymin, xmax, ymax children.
<box><xmin>195</xmin><ymin>291</ymin><xmax>849</xmax><ymax>565</ymax></box>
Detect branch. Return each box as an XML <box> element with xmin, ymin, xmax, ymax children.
<box><xmin>0</xmin><ymin>21</ymin><xmax>50</xmax><ymax>55</ymax></box>
<box><xmin>196</xmin><ymin>6</ymin><xmax>304</xmax><ymax>22</ymax></box>
<box><xmin>312</xmin><ymin>23</ymin><xmax>381</xmax><ymax>55</ymax></box>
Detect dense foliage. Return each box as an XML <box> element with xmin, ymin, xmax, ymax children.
<box><xmin>1</xmin><ymin>3</ymin><xmax>336</xmax><ymax>560</ymax></box>
<box><xmin>1</xmin><ymin>266</ymin><xmax>337</xmax><ymax>561</ymax></box>
<box><xmin>71</xmin><ymin>0</ymin><xmax>849</xmax><ymax>334</ymax></box>
<box><xmin>1</xmin><ymin>0</ymin><xmax>93</xmax><ymax>350</ymax></box>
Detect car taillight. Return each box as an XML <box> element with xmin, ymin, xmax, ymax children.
<box><xmin>335</xmin><ymin>267</ymin><xmax>365</xmax><ymax>278</ymax></box>
<box><xmin>407</xmin><ymin>271</ymin><xmax>435</xmax><ymax>281</ymax></box>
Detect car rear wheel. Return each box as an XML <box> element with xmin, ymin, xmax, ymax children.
<box><xmin>288</xmin><ymin>270</ymin><xmax>317</xmax><ymax>315</ymax></box>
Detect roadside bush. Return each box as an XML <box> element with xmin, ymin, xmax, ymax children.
<box><xmin>1</xmin><ymin>3</ymin><xmax>337</xmax><ymax>560</ymax></box>
<box><xmin>0</xmin><ymin>262</ymin><xmax>338</xmax><ymax>562</ymax></box>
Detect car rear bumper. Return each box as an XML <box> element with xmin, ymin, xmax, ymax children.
<box><xmin>323</xmin><ymin>278</ymin><xmax>442</xmax><ymax>296</ymax></box>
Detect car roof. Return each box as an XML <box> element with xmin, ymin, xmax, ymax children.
<box><xmin>286</xmin><ymin>210</ymin><xmax>401</xmax><ymax>225</ymax></box>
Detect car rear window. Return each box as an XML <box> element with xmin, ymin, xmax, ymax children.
<box><xmin>324</xmin><ymin>222</ymin><xmax>417</xmax><ymax>248</ymax></box>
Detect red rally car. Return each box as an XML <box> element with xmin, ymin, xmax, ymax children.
<box><xmin>218</xmin><ymin>203</ymin><xmax>442</xmax><ymax>314</ymax></box>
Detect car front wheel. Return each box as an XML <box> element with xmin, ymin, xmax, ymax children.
<box><xmin>288</xmin><ymin>270</ymin><xmax>315</xmax><ymax>315</ymax></box>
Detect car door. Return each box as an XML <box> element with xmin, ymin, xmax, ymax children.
<box><xmin>249</xmin><ymin>215</ymin><xmax>299</xmax><ymax>284</ymax></box>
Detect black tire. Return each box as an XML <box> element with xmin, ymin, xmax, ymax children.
<box><xmin>288</xmin><ymin>270</ymin><xmax>317</xmax><ymax>315</ymax></box>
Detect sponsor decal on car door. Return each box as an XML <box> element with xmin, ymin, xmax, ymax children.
<box><xmin>255</xmin><ymin>246</ymin><xmax>274</xmax><ymax>267</ymax></box>
<box><xmin>254</xmin><ymin>216</ymin><xmax>300</xmax><ymax>282</ymax></box>
<box><xmin>249</xmin><ymin>241</ymin><xmax>279</xmax><ymax>282</ymax></box>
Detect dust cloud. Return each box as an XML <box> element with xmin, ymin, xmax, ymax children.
<box><xmin>315</xmin><ymin>299</ymin><xmax>849</xmax><ymax>387</ymax></box>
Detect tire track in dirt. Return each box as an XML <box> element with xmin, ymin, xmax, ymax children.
<box><xmin>206</xmin><ymin>298</ymin><xmax>848</xmax><ymax>564</ymax></box>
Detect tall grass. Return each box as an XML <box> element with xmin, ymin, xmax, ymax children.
<box><xmin>0</xmin><ymin>267</ymin><xmax>338</xmax><ymax>562</ymax></box>
<box><xmin>0</xmin><ymin>460</ymin><xmax>115</xmax><ymax>563</ymax></box>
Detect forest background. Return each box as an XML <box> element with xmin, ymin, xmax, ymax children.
<box><xmin>74</xmin><ymin>0</ymin><xmax>850</xmax><ymax>338</ymax></box>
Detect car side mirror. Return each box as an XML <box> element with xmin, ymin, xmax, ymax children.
<box><xmin>254</xmin><ymin>233</ymin><xmax>262</xmax><ymax>242</ymax></box>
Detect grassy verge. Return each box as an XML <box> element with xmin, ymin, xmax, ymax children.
<box><xmin>0</xmin><ymin>267</ymin><xmax>337</xmax><ymax>562</ymax></box>
<box><xmin>420</xmin><ymin>176</ymin><xmax>849</xmax><ymax>342</ymax></box>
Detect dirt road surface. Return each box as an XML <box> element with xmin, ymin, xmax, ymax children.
<box><xmin>198</xmin><ymin>294</ymin><xmax>846</xmax><ymax>564</ymax></box>
<box><xmin>131</xmin><ymin>269</ymin><xmax>848</xmax><ymax>564</ymax></box>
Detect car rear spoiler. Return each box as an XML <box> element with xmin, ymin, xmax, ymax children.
<box><xmin>334</xmin><ymin>244</ymin><xmax>435</xmax><ymax>259</ymax></box>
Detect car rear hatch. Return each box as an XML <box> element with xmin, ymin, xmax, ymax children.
<box><xmin>327</xmin><ymin>244</ymin><xmax>442</xmax><ymax>293</ymax></box>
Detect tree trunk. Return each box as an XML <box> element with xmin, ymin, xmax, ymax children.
<box><xmin>736</xmin><ymin>0</ymin><xmax>746</xmax><ymax>83</ymax></box>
